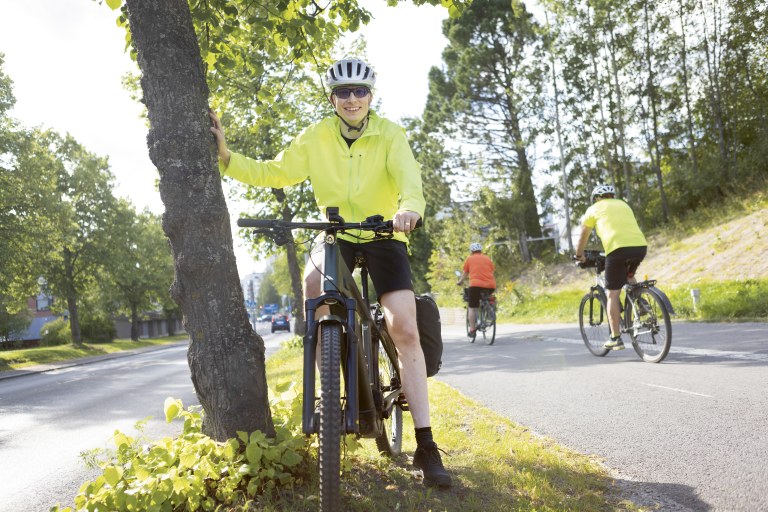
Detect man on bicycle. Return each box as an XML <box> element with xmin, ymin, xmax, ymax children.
<box><xmin>575</xmin><ymin>184</ymin><xmax>647</xmax><ymax>350</ymax></box>
<box><xmin>209</xmin><ymin>58</ymin><xmax>451</xmax><ymax>488</ymax></box>
<box><xmin>456</xmin><ymin>243</ymin><xmax>496</xmax><ymax>337</ymax></box>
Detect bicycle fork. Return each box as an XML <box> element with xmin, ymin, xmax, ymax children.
<box><xmin>302</xmin><ymin>294</ymin><xmax>378</xmax><ymax>437</ymax></box>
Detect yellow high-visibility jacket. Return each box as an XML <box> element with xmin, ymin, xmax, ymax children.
<box><xmin>220</xmin><ymin>112</ymin><xmax>425</xmax><ymax>245</ymax></box>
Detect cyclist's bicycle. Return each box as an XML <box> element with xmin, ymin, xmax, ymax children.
<box><xmin>575</xmin><ymin>249</ymin><xmax>674</xmax><ymax>363</ymax></box>
<box><xmin>462</xmin><ymin>287</ymin><xmax>496</xmax><ymax>345</ymax></box>
<box><xmin>238</xmin><ymin>208</ymin><xmax>409</xmax><ymax>511</ymax></box>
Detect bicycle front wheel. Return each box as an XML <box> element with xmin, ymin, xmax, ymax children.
<box><xmin>579</xmin><ymin>291</ymin><xmax>610</xmax><ymax>356</ymax></box>
<box><xmin>374</xmin><ymin>337</ymin><xmax>403</xmax><ymax>456</ymax></box>
<box><xmin>319</xmin><ymin>323</ymin><xmax>343</xmax><ymax>511</ymax></box>
<box><xmin>480</xmin><ymin>301</ymin><xmax>496</xmax><ymax>345</ymax></box>
<box><xmin>626</xmin><ymin>288</ymin><xmax>672</xmax><ymax>363</ymax></box>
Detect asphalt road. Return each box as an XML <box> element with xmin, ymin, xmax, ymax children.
<box><xmin>0</xmin><ymin>324</ymin><xmax>292</xmax><ymax>512</ymax></box>
<box><xmin>436</xmin><ymin>321</ymin><xmax>768</xmax><ymax>512</ymax></box>
<box><xmin>1</xmin><ymin>321</ymin><xmax>765</xmax><ymax>511</ymax></box>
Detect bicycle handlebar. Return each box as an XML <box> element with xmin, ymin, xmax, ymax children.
<box><xmin>237</xmin><ymin>215</ymin><xmax>423</xmax><ymax>232</ymax></box>
<box><xmin>574</xmin><ymin>249</ymin><xmax>605</xmax><ymax>269</ymax></box>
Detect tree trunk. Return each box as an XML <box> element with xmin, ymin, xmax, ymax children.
<box><xmin>699</xmin><ymin>0</ymin><xmax>729</xmax><ymax>178</ymax></box>
<box><xmin>125</xmin><ymin>0</ymin><xmax>275</xmax><ymax>441</ymax></box>
<box><xmin>678</xmin><ymin>0</ymin><xmax>700</xmax><ymax>177</ymax></box>
<box><xmin>504</xmin><ymin>98</ymin><xmax>541</xmax><ymax>241</ymax></box>
<box><xmin>63</xmin><ymin>248</ymin><xmax>82</xmax><ymax>345</ymax></box>
<box><xmin>605</xmin><ymin>15</ymin><xmax>632</xmax><ymax>203</ymax></box>
<box><xmin>130</xmin><ymin>303</ymin><xmax>140</xmax><ymax>341</ymax></box>
<box><xmin>588</xmin><ymin>4</ymin><xmax>614</xmax><ymax>183</ymax></box>
<box><xmin>545</xmin><ymin>11</ymin><xmax>573</xmax><ymax>254</ymax></box>
<box><xmin>272</xmin><ymin>189</ymin><xmax>306</xmax><ymax>336</ymax></box>
<box><xmin>642</xmin><ymin>0</ymin><xmax>669</xmax><ymax>222</ymax></box>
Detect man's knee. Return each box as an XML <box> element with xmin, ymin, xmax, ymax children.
<box><xmin>303</xmin><ymin>266</ymin><xmax>321</xmax><ymax>299</ymax></box>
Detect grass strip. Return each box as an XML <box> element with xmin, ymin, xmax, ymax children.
<box><xmin>0</xmin><ymin>334</ymin><xmax>188</xmax><ymax>372</ymax></box>
<box><xmin>265</xmin><ymin>341</ymin><xmax>642</xmax><ymax>512</ymax></box>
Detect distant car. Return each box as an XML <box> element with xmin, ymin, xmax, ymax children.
<box><xmin>257</xmin><ymin>314</ymin><xmax>272</xmax><ymax>322</ymax></box>
<box><xmin>271</xmin><ymin>314</ymin><xmax>290</xmax><ymax>333</ymax></box>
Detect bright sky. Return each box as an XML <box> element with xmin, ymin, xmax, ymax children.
<box><xmin>0</xmin><ymin>0</ymin><xmax>448</xmax><ymax>277</ymax></box>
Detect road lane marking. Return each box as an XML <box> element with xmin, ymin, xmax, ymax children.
<box><xmin>643</xmin><ymin>383</ymin><xmax>713</xmax><ymax>398</ymax></box>
<box><xmin>545</xmin><ymin>337</ymin><xmax>768</xmax><ymax>362</ymax></box>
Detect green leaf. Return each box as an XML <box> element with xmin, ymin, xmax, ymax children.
<box><xmin>245</xmin><ymin>443</ymin><xmax>262</xmax><ymax>464</ymax></box>
<box><xmin>105</xmin><ymin>0</ymin><xmax>123</xmax><ymax>10</ymax></box>
<box><xmin>103</xmin><ymin>465</ymin><xmax>123</xmax><ymax>487</ymax></box>
<box><xmin>164</xmin><ymin>397</ymin><xmax>181</xmax><ymax>422</ymax></box>
<box><xmin>280</xmin><ymin>449</ymin><xmax>302</xmax><ymax>467</ymax></box>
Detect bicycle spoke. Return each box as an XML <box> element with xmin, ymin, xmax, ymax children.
<box><xmin>628</xmin><ymin>288</ymin><xmax>672</xmax><ymax>363</ymax></box>
<box><xmin>579</xmin><ymin>291</ymin><xmax>610</xmax><ymax>357</ymax></box>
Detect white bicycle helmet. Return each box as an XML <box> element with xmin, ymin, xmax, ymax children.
<box><xmin>469</xmin><ymin>243</ymin><xmax>482</xmax><ymax>253</ymax></box>
<box><xmin>591</xmin><ymin>184</ymin><xmax>615</xmax><ymax>201</ymax></box>
<box><xmin>325</xmin><ymin>58</ymin><xmax>376</xmax><ymax>89</ymax></box>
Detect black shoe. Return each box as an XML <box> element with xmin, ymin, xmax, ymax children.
<box><xmin>604</xmin><ymin>336</ymin><xmax>625</xmax><ymax>350</ymax></box>
<box><xmin>413</xmin><ymin>442</ymin><xmax>452</xmax><ymax>488</ymax></box>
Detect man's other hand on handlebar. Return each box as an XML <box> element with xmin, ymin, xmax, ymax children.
<box><xmin>392</xmin><ymin>210</ymin><xmax>421</xmax><ymax>234</ymax></box>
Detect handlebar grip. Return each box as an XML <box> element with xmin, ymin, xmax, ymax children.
<box><xmin>237</xmin><ymin>218</ymin><xmax>278</xmax><ymax>228</ymax></box>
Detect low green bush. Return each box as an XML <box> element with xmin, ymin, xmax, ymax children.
<box><xmin>80</xmin><ymin>314</ymin><xmax>116</xmax><ymax>343</ymax></box>
<box><xmin>40</xmin><ymin>317</ymin><xmax>72</xmax><ymax>347</ymax></box>
<box><xmin>53</xmin><ymin>385</ymin><xmax>312</xmax><ymax>512</ymax></box>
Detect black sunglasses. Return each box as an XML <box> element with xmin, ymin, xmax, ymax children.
<box><xmin>333</xmin><ymin>86</ymin><xmax>370</xmax><ymax>99</ymax></box>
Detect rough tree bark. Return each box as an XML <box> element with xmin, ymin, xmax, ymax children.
<box><xmin>125</xmin><ymin>0</ymin><xmax>275</xmax><ymax>441</ymax></box>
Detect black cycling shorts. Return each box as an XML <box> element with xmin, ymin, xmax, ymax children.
<box><xmin>467</xmin><ymin>287</ymin><xmax>495</xmax><ymax>308</ymax></box>
<box><xmin>604</xmin><ymin>246</ymin><xmax>647</xmax><ymax>290</ymax></box>
<box><xmin>336</xmin><ymin>239</ymin><xmax>414</xmax><ymax>300</ymax></box>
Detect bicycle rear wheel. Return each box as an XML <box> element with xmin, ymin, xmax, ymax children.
<box><xmin>626</xmin><ymin>288</ymin><xmax>672</xmax><ymax>363</ymax></box>
<box><xmin>374</xmin><ymin>337</ymin><xmax>402</xmax><ymax>456</ymax></box>
<box><xmin>578</xmin><ymin>291</ymin><xmax>610</xmax><ymax>356</ymax></box>
<box><xmin>466</xmin><ymin>308</ymin><xmax>476</xmax><ymax>342</ymax></box>
<box><xmin>319</xmin><ymin>323</ymin><xmax>342</xmax><ymax>511</ymax></box>
<box><xmin>480</xmin><ymin>301</ymin><xmax>496</xmax><ymax>345</ymax></box>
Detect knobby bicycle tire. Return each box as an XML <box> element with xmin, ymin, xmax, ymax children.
<box><xmin>319</xmin><ymin>323</ymin><xmax>343</xmax><ymax>511</ymax></box>
<box><xmin>579</xmin><ymin>290</ymin><xmax>610</xmax><ymax>356</ymax></box>
<box><xmin>625</xmin><ymin>288</ymin><xmax>672</xmax><ymax>363</ymax></box>
<box><xmin>374</xmin><ymin>335</ymin><xmax>403</xmax><ymax>455</ymax></box>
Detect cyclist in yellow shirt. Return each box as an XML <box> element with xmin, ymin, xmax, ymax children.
<box><xmin>209</xmin><ymin>58</ymin><xmax>450</xmax><ymax>488</ymax></box>
<box><xmin>575</xmin><ymin>184</ymin><xmax>647</xmax><ymax>351</ymax></box>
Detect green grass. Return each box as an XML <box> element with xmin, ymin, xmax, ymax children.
<box><xmin>0</xmin><ymin>334</ymin><xmax>188</xmax><ymax>372</ymax></box>
<box><xmin>262</xmin><ymin>340</ymin><xmax>643</xmax><ymax>512</ymax></box>
<box><xmin>493</xmin><ymin>278</ymin><xmax>768</xmax><ymax>325</ymax></box>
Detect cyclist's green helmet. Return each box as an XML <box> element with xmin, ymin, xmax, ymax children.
<box><xmin>325</xmin><ymin>58</ymin><xmax>377</xmax><ymax>89</ymax></box>
<box><xmin>591</xmin><ymin>184</ymin><xmax>615</xmax><ymax>201</ymax></box>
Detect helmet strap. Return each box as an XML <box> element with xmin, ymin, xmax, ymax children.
<box><xmin>335</xmin><ymin>111</ymin><xmax>369</xmax><ymax>133</ymax></box>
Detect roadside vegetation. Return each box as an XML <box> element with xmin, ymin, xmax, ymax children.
<box><xmin>52</xmin><ymin>339</ymin><xmax>642</xmax><ymax>512</ymax></box>
<box><xmin>0</xmin><ymin>334</ymin><xmax>187</xmax><ymax>372</ymax></box>
<box><xmin>432</xmin><ymin>192</ymin><xmax>768</xmax><ymax>325</ymax></box>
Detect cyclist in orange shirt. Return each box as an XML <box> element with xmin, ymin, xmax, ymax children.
<box><xmin>456</xmin><ymin>243</ymin><xmax>496</xmax><ymax>336</ymax></box>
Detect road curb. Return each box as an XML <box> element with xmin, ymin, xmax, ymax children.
<box><xmin>0</xmin><ymin>340</ymin><xmax>190</xmax><ymax>381</ymax></box>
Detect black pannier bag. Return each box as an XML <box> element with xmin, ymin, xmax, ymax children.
<box><xmin>415</xmin><ymin>294</ymin><xmax>443</xmax><ymax>377</ymax></box>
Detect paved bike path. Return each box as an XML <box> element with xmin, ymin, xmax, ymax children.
<box><xmin>436</xmin><ymin>320</ymin><xmax>768</xmax><ymax>512</ymax></box>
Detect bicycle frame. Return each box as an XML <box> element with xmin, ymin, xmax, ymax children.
<box><xmin>301</xmin><ymin>228</ymin><xmax>401</xmax><ymax>438</ymax></box>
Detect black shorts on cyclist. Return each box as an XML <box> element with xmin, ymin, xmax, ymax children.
<box><xmin>467</xmin><ymin>287</ymin><xmax>495</xmax><ymax>308</ymax></box>
<box><xmin>310</xmin><ymin>237</ymin><xmax>414</xmax><ymax>300</ymax></box>
<box><xmin>604</xmin><ymin>246</ymin><xmax>647</xmax><ymax>290</ymax></box>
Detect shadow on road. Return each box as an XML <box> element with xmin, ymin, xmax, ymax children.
<box><xmin>615</xmin><ymin>477</ymin><xmax>712</xmax><ymax>511</ymax></box>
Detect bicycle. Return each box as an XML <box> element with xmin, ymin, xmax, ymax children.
<box><xmin>461</xmin><ymin>287</ymin><xmax>496</xmax><ymax>345</ymax></box>
<box><xmin>575</xmin><ymin>249</ymin><xmax>674</xmax><ymax>363</ymax></box>
<box><xmin>238</xmin><ymin>207</ymin><xmax>409</xmax><ymax>511</ymax></box>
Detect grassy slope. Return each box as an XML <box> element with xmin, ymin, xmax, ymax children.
<box><xmin>506</xmin><ymin>198</ymin><xmax>768</xmax><ymax>323</ymax></box>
